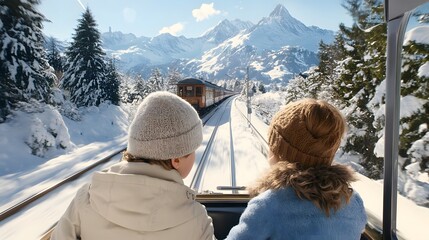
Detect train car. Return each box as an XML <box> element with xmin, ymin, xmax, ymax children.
<box><xmin>177</xmin><ymin>78</ymin><xmax>234</xmax><ymax>110</ymax></box>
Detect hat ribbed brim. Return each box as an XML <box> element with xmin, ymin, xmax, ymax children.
<box><xmin>128</xmin><ymin>121</ymin><xmax>203</xmax><ymax>160</ymax></box>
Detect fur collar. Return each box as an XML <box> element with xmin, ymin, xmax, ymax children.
<box><xmin>248</xmin><ymin>161</ymin><xmax>356</xmax><ymax>216</ymax></box>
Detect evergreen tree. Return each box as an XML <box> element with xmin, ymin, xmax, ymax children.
<box><xmin>146</xmin><ymin>68</ymin><xmax>163</xmax><ymax>93</ymax></box>
<box><xmin>336</xmin><ymin>0</ymin><xmax>386</xmax><ymax>178</ymax></box>
<box><xmin>0</xmin><ymin>0</ymin><xmax>55</xmax><ymax>121</ymax></box>
<box><xmin>166</xmin><ymin>68</ymin><xmax>182</xmax><ymax>93</ymax></box>
<box><xmin>104</xmin><ymin>58</ymin><xmax>120</xmax><ymax>105</ymax></box>
<box><xmin>132</xmin><ymin>75</ymin><xmax>148</xmax><ymax>102</ymax></box>
<box><xmin>284</xmin><ymin>74</ymin><xmax>318</xmax><ymax>104</ymax></box>
<box><xmin>313</xmin><ymin>35</ymin><xmax>348</xmax><ymax>102</ymax></box>
<box><xmin>61</xmin><ymin>8</ymin><xmax>108</xmax><ymax>107</ymax></box>
<box><xmin>119</xmin><ymin>75</ymin><xmax>134</xmax><ymax>103</ymax></box>
<box><xmin>399</xmin><ymin>41</ymin><xmax>429</xmax><ymax>172</ymax></box>
<box><xmin>258</xmin><ymin>83</ymin><xmax>266</xmax><ymax>93</ymax></box>
<box><xmin>337</xmin><ymin>0</ymin><xmax>429</xmax><ymax>177</ymax></box>
<box><xmin>46</xmin><ymin>36</ymin><xmax>65</xmax><ymax>81</ymax></box>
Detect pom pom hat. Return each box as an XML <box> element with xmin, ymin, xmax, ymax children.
<box><xmin>268</xmin><ymin>99</ymin><xmax>346</xmax><ymax>168</ymax></box>
<box><xmin>127</xmin><ymin>91</ymin><xmax>203</xmax><ymax>160</ymax></box>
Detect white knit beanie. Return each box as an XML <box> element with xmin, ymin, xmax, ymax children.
<box><xmin>127</xmin><ymin>91</ymin><xmax>203</xmax><ymax>160</ymax></box>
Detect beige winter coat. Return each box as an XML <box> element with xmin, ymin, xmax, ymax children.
<box><xmin>51</xmin><ymin>161</ymin><xmax>215</xmax><ymax>240</ymax></box>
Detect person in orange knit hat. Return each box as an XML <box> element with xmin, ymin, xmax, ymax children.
<box><xmin>226</xmin><ymin>98</ymin><xmax>367</xmax><ymax>240</ymax></box>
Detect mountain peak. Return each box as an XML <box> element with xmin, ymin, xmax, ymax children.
<box><xmin>201</xmin><ymin>19</ymin><xmax>254</xmax><ymax>43</ymax></box>
<box><xmin>269</xmin><ymin>4</ymin><xmax>292</xmax><ymax>18</ymax></box>
<box><xmin>218</xmin><ymin>19</ymin><xmax>232</xmax><ymax>26</ymax></box>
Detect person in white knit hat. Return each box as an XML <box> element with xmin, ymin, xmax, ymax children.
<box><xmin>52</xmin><ymin>91</ymin><xmax>215</xmax><ymax>240</ymax></box>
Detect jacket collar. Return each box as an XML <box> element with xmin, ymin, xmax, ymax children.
<box><xmin>106</xmin><ymin>161</ymin><xmax>183</xmax><ymax>184</ymax></box>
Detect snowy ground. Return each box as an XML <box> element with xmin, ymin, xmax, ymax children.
<box><xmin>0</xmin><ymin>95</ymin><xmax>428</xmax><ymax>239</ymax></box>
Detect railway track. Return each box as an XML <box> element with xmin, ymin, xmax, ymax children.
<box><xmin>190</xmin><ymin>97</ymin><xmax>234</xmax><ymax>191</ymax></box>
<box><xmin>190</xmin><ymin>96</ymin><xmax>269</xmax><ymax>194</ymax></box>
<box><xmin>0</xmin><ymin>147</ymin><xmax>126</xmax><ymax>223</ymax></box>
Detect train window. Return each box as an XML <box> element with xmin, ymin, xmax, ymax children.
<box><xmin>347</xmin><ymin>1</ymin><xmax>429</xmax><ymax>239</ymax></box>
<box><xmin>186</xmin><ymin>86</ymin><xmax>194</xmax><ymax>97</ymax></box>
<box><xmin>196</xmin><ymin>87</ymin><xmax>202</xmax><ymax>97</ymax></box>
<box><xmin>395</xmin><ymin>2</ymin><xmax>429</xmax><ymax>239</ymax></box>
<box><xmin>206</xmin><ymin>88</ymin><xmax>213</xmax><ymax>100</ymax></box>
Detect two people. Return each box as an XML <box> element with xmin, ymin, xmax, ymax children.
<box><xmin>52</xmin><ymin>92</ymin><xmax>366</xmax><ymax>240</ymax></box>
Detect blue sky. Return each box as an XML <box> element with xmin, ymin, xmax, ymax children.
<box><xmin>37</xmin><ymin>0</ymin><xmax>353</xmax><ymax>41</ymax></box>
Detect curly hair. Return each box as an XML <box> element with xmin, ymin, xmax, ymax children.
<box><xmin>248</xmin><ymin>161</ymin><xmax>356</xmax><ymax>216</ymax></box>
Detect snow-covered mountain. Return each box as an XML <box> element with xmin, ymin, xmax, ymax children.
<box><xmin>102</xmin><ymin>32</ymin><xmax>201</xmax><ymax>67</ymax></box>
<box><xmin>201</xmin><ymin>19</ymin><xmax>254</xmax><ymax>44</ymax></box>
<box><xmin>101</xmin><ymin>32</ymin><xmax>147</xmax><ymax>50</ymax></box>
<box><xmin>243</xmin><ymin>4</ymin><xmax>334</xmax><ymax>52</ymax></box>
<box><xmin>102</xmin><ymin>19</ymin><xmax>253</xmax><ymax>69</ymax></box>
<box><xmin>101</xmin><ymin>4</ymin><xmax>334</xmax><ymax>83</ymax></box>
<box><xmin>184</xmin><ymin>44</ymin><xmax>318</xmax><ymax>83</ymax></box>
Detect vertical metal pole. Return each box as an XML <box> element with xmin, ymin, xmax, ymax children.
<box><xmin>246</xmin><ymin>66</ymin><xmax>252</xmax><ymax>125</ymax></box>
<box><xmin>383</xmin><ymin>12</ymin><xmax>411</xmax><ymax>240</ymax></box>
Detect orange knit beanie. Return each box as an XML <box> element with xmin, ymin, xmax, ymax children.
<box><xmin>268</xmin><ymin>99</ymin><xmax>346</xmax><ymax>168</ymax></box>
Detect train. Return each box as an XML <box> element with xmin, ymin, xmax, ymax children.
<box><xmin>176</xmin><ymin>78</ymin><xmax>235</xmax><ymax>110</ymax></box>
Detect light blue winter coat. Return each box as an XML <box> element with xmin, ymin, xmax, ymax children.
<box><xmin>226</xmin><ymin>187</ymin><xmax>367</xmax><ymax>240</ymax></box>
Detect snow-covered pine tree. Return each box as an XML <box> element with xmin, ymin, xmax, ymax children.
<box><xmin>45</xmin><ymin>36</ymin><xmax>65</xmax><ymax>82</ymax></box>
<box><xmin>132</xmin><ymin>75</ymin><xmax>148</xmax><ymax>102</ymax></box>
<box><xmin>61</xmin><ymin>8</ymin><xmax>108</xmax><ymax>107</ymax></box>
<box><xmin>399</xmin><ymin>41</ymin><xmax>429</xmax><ymax>172</ymax></box>
<box><xmin>146</xmin><ymin>68</ymin><xmax>163</xmax><ymax>93</ymax></box>
<box><xmin>166</xmin><ymin>68</ymin><xmax>182</xmax><ymax>93</ymax></box>
<box><xmin>104</xmin><ymin>58</ymin><xmax>120</xmax><ymax>105</ymax></box>
<box><xmin>258</xmin><ymin>83</ymin><xmax>266</xmax><ymax>93</ymax></box>
<box><xmin>283</xmin><ymin>74</ymin><xmax>316</xmax><ymax>104</ymax></box>
<box><xmin>311</xmin><ymin>35</ymin><xmax>348</xmax><ymax>103</ymax></box>
<box><xmin>0</xmin><ymin>0</ymin><xmax>55</xmax><ymax>122</ymax></box>
<box><xmin>335</xmin><ymin>0</ymin><xmax>385</xmax><ymax>178</ymax></box>
<box><xmin>286</xmin><ymin>64</ymin><xmax>343</xmax><ymax>114</ymax></box>
<box><xmin>119</xmin><ymin>75</ymin><xmax>133</xmax><ymax>103</ymax></box>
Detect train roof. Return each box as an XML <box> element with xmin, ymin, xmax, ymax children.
<box><xmin>177</xmin><ymin>78</ymin><xmax>205</xmax><ymax>85</ymax></box>
<box><xmin>177</xmin><ymin>78</ymin><xmax>218</xmax><ymax>87</ymax></box>
<box><xmin>177</xmin><ymin>78</ymin><xmax>228</xmax><ymax>90</ymax></box>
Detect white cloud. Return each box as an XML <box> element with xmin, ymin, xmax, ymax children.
<box><xmin>123</xmin><ymin>7</ymin><xmax>137</xmax><ymax>23</ymax></box>
<box><xmin>159</xmin><ymin>23</ymin><xmax>184</xmax><ymax>36</ymax></box>
<box><xmin>192</xmin><ymin>3</ymin><xmax>221</xmax><ymax>22</ymax></box>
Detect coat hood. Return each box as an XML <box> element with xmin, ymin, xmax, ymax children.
<box><xmin>88</xmin><ymin>161</ymin><xmax>197</xmax><ymax>232</ymax></box>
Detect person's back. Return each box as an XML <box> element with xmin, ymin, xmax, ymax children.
<box><xmin>227</xmin><ymin>180</ymin><xmax>365</xmax><ymax>240</ymax></box>
<box><xmin>226</xmin><ymin>98</ymin><xmax>367</xmax><ymax>240</ymax></box>
<box><xmin>58</xmin><ymin>162</ymin><xmax>213</xmax><ymax>240</ymax></box>
<box><xmin>51</xmin><ymin>91</ymin><xmax>215</xmax><ymax>240</ymax></box>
